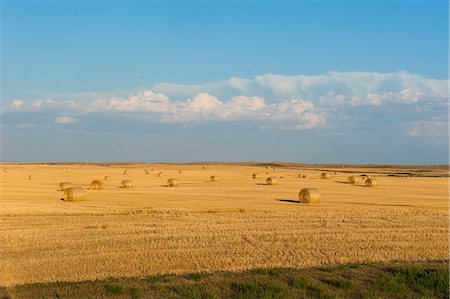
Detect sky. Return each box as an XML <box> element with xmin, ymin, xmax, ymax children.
<box><xmin>1</xmin><ymin>0</ymin><xmax>448</xmax><ymax>163</ymax></box>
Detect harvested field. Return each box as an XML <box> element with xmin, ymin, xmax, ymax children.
<box><xmin>0</xmin><ymin>163</ymin><xmax>448</xmax><ymax>287</ymax></box>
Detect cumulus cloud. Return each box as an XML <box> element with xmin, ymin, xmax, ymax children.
<box><xmin>54</xmin><ymin>116</ymin><xmax>77</xmax><ymax>124</ymax></box>
<box><xmin>406</xmin><ymin>120</ymin><xmax>448</xmax><ymax>138</ymax></box>
<box><xmin>150</xmin><ymin>71</ymin><xmax>448</xmax><ymax>106</ymax></box>
<box><xmin>2</xmin><ymin>71</ymin><xmax>447</xmax><ymax>132</ymax></box>
<box><xmin>85</xmin><ymin>90</ymin><xmax>324</xmax><ymax>129</ymax></box>
<box><xmin>88</xmin><ymin>90</ymin><xmax>170</xmax><ymax>112</ymax></box>
<box><xmin>9</xmin><ymin>100</ymin><xmax>23</xmax><ymax>109</ymax></box>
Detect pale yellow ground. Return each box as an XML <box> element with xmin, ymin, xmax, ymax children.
<box><xmin>0</xmin><ymin>164</ymin><xmax>448</xmax><ymax>286</ymax></box>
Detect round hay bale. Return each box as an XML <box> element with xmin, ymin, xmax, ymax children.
<box><xmin>90</xmin><ymin>179</ymin><xmax>104</xmax><ymax>190</ymax></box>
<box><xmin>252</xmin><ymin>173</ymin><xmax>261</xmax><ymax>179</ymax></box>
<box><xmin>266</xmin><ymin>177</ymin><xmax>279</xmax><ymax>185</ymax></box>
<box><xmin>58</xmin><ymin>182</ymin><xmax>72</xmax><ymax>191</ymax></box>
<box><xmin>28</xmin><ymin>175</ymin><xmax>35</xmax><ymax>180</ymax></box>
<box><xmin>210</xmin><ymin>175</ymin><xmax>219</xmax><ymax>182</ymax></box>
<box><xmin>202</xmin><ymin>166</ymin><xmax>206</xmax><ymax>169</ymax></box>
<box><xmin>121</xmin><ymin>180</ymin><xmax>133</xmax><ymax>188</ymax></box>
<box><xmin>347</xmin><ymin>176</ymin><xmax>356</xmax><ymax>184</ymax></box>
<box><xmin>145</xmin><ymin>170</ymin><xmax>149</xmax><ymax>174</ymax></box>
<box><xmin>321</xmin><ymin>172</ymin><xmax>331</xmax><ymax>179</ymax></box>
<box><xmin>298</xmin><ymin>188</ymin><xmax>321</xmax><ymax>203</ymax></box>
<box><xmin>365</xmin><ymin>178</ymin><xmax>378</xmax><ymax>187</ymax></box>
<box><xmin>266</xmin><ymin>171</ymin><xmax>270</xmax><ymax>175</ymax></box>
<box><xmin>301</xmin><ymin>175</ymin><xmax>307</xmax><ymax>178</ymax></box>
<box><xmin>178</xmin><ymin>170</ymin><xmax>182</xmax><ymax>174</ymax></box>
<box><xmin>3</xmin><ymin>168</ymin><xmax>8</xmax><ymax>172</ymax></box>
<box><xmin>167</xmin><ymin>178</ymin><xmax>178</xmax><ymax>187</ymax></box>
<box><xmin>123</xmin><ymin>169</ymin><xmax>128</xmax><ymax>175</ymax></box>
<box><xmin>63</xmin><ymin>187</ymin><xmax>86</xmax><ymax>202</ymax></box>
<box><xmin>157</xmin><ymin>172</ymin><xmax>163</xmax><ymax>177</ymax></box>
<box><xmin>104</xmin><ymin>176</ymin><xmax>110</xmax><ymax>180</ymax></box>
<box><xmin>297</xmin><ymin>174</ymin><xmax>302</xmax><ymax>178</ymax></box>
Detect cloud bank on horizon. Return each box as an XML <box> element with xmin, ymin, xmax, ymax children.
<box><xmin>3</xmin><ymin>71</ymin><xmax>448</xmax><ymax>139</ymax></box>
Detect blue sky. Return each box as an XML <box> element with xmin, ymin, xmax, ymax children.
<box><xmin>1</xmin><ymin>1</ymin><xmax>448</xmax><ymax>163</ymax></box>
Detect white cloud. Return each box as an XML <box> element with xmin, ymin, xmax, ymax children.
<box><xmin>32</xmin><ymin>100</ymin><xmax>43</xmax><ymax>107</ymax></box>
<box><xmin>3</xmin><ymin>71</ymin><xmax>447</xmax><ymax>132</ymax></box>
<box><xmin>406</xmin><ymin>120</ymin><xmax>448</xmax><ymax>138</ymax></box>
<box><xmin>9</xmin><ymin>100</ymin><xmax>23</xmax><ymax>109</ymax></box>
<box><xmin>149</xmin><ymin>71</ymin><xmax>447</xmax><ymax>106</ymax></box>
<box><xmin>54</xmin><ymin>116</ymin><xmax>77</xmax><ymax>124</ymax></box>
<box><xmin>88</xmin><ymin>90</ymin><xmax>170</xmax><ymax>112</ymax></box>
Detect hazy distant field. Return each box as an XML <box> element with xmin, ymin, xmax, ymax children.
<box><xmin>0</xmin><ymin>163</ymin><xmax>448</xmax><ymax>287</ymax></box>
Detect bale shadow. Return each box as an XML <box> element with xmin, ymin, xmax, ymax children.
<box><xmin>256</xmin><ymin>183</ymin><xmax>268</xmax><ymax>186</ymax></box>
<box><xmin>277</xmin><ymin>199</ymin><xmax>299</xmax><ymax>204</ymax></box>
<box><xmin>335</xmin><ymin>181</ymin><xmax>351</xmax><ymax>184</ymax></box>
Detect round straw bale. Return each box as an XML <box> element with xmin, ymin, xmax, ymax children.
<box><xmin>178</xmin><ymin>170</ymin><xmax>182</xmax><ymax>174</ymax></box>
<box><xmin>365</xmin><ymin>178</ymin><xmax>378</xmax><ymax>187</ymax></box>
<box><xmin>266</xmin><ymin>171</ymin><xmax>270</xmax><ymax>175</ymax></box>
<box><xmin>202</xmin><ymin>166</ymin><xmax>206</xmax><ymax>169</ymax></box>
<box><xmin>104</xmin><ymin>176</ymin><xmax>110</xmax><ymax>180</ymax></box>
<box><xmin>210</xmin><ymin>175</ymin><xmax>219</xmax><ymax>182</ymax></box>
<box><xmin>28</xmin><ymin>175</ymin><xmax>35</xmax><ymax>180</ymax></box>
<box><xmin>121</xmin><ymin>180</ymin><xmax>133</xmax><ymax>188</ymax></box>
<box><xmin>266</xmin><ymin>177</ymin><xmax>279</xmax><ymax>185</ymax></box>
<box><xmin>63</xmin><ymin>187</ymin><xmax>86</xmax><ymax>202</ymax></box>
<box><xmin>90</xmin><ymin>179</ymin><xmax>104</xmax><ymax>190</ymax></box>
<box><xmin>123</xmin><ymin>169</ymin><xmax>128</xmax><ymax>175</ymax></box>
<box><xmin>347</xmin><ymin>176</ymin><xmax>356</xmax><ymax>184</ymax></box>
<box><xmin>298</xmin><ymin>188</ymin><xmax>321</xmax><ymax>203</ymax></box>
<box><xmin>145</xmin><ymin>170</ymin><xmax>149</xmax><ymax>174</ymax></box>
<box><xmin>252</xmin><ymin>173</ymin><xmax>261</xmax><ymax>179</ymax></box>
<box><xmin>297</xmin><ymin>174</ymin><xmax>302</xmax><ymax>178</ymax></box>
<box><xmin>301</xmin><ymin>175</ymin><xmax>307</xmax><ymax>178</ymax></box>
<box><xmin>321</xmin><ymin>172</ymin><xmax>331</xmax><ymax>179</ymax></box>
<box><xmin>167</xmin><ymin>178</ymin><xmax>178</xmax><ymax>187</ymax></box>
<box><xmin>58</xmin><ymin>182</ymin><xmax>73</xmax><ymax>191</ymax></box>
<box><xmin>157</xmin><ymin>172</ymin><xmax>163</xmax><ymax>177</ymax></box>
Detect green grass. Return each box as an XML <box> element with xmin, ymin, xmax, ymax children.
<box><xmin>287</xmin><ymin>277</ymin><xmax>310</xmax><ymax>289</ymax></box>
<box><xmin>105</xmin><ymin>283</ymin><xmax>123</xmax><ymax>294</ymax></box>
<box><xmin>184</xmin><ymin>272</ymin><xmax>204</xmax><ymax>281</ymax></box>
<box><xmin>250</xmin><ymin>268</ymin><xmax>283</xmax><ymax>277</ymax></box>
<box><xmin>230</xmin><ymin>282</ymin><xmax>285</xmax><ymax>299</ymax></box>
<box><xmin>130</xmin><ymin>286</ymin><xmax>142</xmax><ymax>299</ymax></box>
<box><xmin>1</xmin><ymin>261</ymin><xmax>448</xmax><ymax>299</ymax></box>
<box><xmin>322</xmin><ymin>278</ymin><xmax>352</xmax><ymax>289</ymax></box>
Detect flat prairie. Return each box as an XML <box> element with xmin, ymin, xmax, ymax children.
<box><xmin>0</xmin><ymin>163</ymin><xmax>448</xmax><ymax>287</ymax></box>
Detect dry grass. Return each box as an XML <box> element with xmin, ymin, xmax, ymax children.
<box><xmin>90</xmin><ymin>179</ymin><xmax>104</xmax><ymax>190</ymax></box>
<box><xmin>63</xmin><ymin>187</ymin><xmax>87</xmax><ymax>202</ymax></box>
<box><xmin>365</xmin><ymin>178</ymin><xmax>379</xmax><ymax>187</ymax></box>
<box><xmin>120</xmin><ymin>180</ymin><xmax>133</xmax><ymax>189</ymax></box>
<box><xmin>58</xmin><ymin>182</ymin><xmax>72</xmax><ymax>191</ymax></box>
<box><xmin>321</xmin><ymin>173</ymin><xmax>331</xmax><ymax>179</ymax></box>
<box><xmin>298</xmin><ymin>188</ymin><xmax>321</xmax><ymax>204</ymax></box>
<box><xmin>266</xmin><ymin>176</ymin><xmax>279</xmax><ymax>185</ymax></box>
<box><xmin>167</xmin><ymin>178</ymin><xmax>179</xmax><ymax>187</ymax></box>
<box><xmin>0</xmin><ymin>163</ymin><xmax>448</xmax><ymax>287</ymax></box>
<box><xmin>347</xmin><ymin>176</ymin><xmax>356</xmax><ymax>184</ymax></box>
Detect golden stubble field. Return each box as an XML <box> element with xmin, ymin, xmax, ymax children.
<box><xmin>0</xmin><ymin>163</ymin><xmax>448</xmax><ymax>287</ymax></box>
